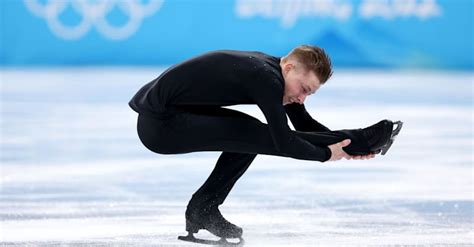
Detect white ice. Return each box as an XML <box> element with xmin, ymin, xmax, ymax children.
<box><xmin>1</xmin><ymin>68</ymin><xmax>473</xmax><ymax>246</ymax></box>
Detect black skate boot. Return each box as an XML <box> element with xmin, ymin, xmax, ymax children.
<box><xmin>342</xmin><ymin>119</ymin><xmax>403</xmax><ymax>156</ymax></box>
<box><xmin>178</xmin><ymin>205</ymin><xmax>244</xmax><ymax>245</ymax></box>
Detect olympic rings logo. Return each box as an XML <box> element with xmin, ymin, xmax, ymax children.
<box><xmin>24</xmin><ymin>0</ymin><xmax>164</xmax><ymax>40</ymax></box>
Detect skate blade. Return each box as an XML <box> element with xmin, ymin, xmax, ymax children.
<box><xmin>178</xmin><ymin>233</ymin><xmax>244</xmax><ymax>246</ymax></box>
<box><xmin>381</xmin><ymin>121</ymin><xmax>403</xmax><ymax>155</ymax></box>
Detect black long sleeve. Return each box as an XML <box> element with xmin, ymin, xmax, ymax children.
<box><xmin>284</xmin><ymin>103</ymin><xmax>331</xmax><ymax>132</ymax></box>
<box><xmin>129</xmin><ymin>50</ymin><xmax>331</xmax><ymax>161</ymax></box>
<box><xmin>249</xmin><ymin>71</ymin><xmax>331</xmax><ymax>161</ymax></box>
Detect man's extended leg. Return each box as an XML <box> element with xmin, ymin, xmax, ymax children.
<box><xmin>137</xmin><ymin>106</ymin><xmax>377</xmax><ymax>161</ymax></box>
<box><xmin>295</xmin><ymin>120</ymin><xmax>400</xmax><ymax>155</ymax></box>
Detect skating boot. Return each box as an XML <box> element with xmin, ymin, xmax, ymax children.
<box><xmin>178</xmin><ymin>205</ymin><xmax>244</xmax><ymax>245</ymax></box>
<box><xmin>342</xmin><ymin>119</ymin><xmax>403</xmax><ymax>156</ymax></box>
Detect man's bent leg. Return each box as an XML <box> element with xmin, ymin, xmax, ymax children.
<box><xmin>188</xmin><ymin>152</ymin><xmax>257</xmax><ymax>211</ymax></box>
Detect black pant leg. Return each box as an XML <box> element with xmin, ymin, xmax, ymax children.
<box><xmin>136</xmin><ymin>107</ymin><xmax>368</xmax><ymax>160</ymax></box>
<box><xmin>188</xmin><ymin>152</ymin><xmax>257</xmax><ymax>211</ymax></box>
<box><xmin>136</xmin><ymin>106</ymin><xmax>283</xmax><ymax>157</ymax></box>
<box><xmin>136</xmin><ymin>107</ymin><xmax>370</xmax><ymax>213</ymax></box>
<box><xmin>139</xmin><ymin>108</ymin><xmax>324</xmax><ymax>159</ymax></box>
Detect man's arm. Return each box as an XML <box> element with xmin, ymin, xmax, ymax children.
<box><xmin>250</xmin><ymin>78</ymin><xmax>331</xmax><ymax>162</ymax></box>
<box><xmin>284</xmin><ymin>103</ymin><xmax>330</xmax><ymax>132</ymax></box>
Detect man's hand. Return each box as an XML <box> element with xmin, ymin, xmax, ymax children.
<box><xmin>328</xmin><ymin>139</ymin><xmax>352</xmax><ymax>161</ymax></box>
<box><xmin>328</xmin><ymin>139</ymin><xmax>376</xmax><ymax>161</ymax></box>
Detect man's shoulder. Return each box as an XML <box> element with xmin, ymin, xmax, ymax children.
<box><xmin>199</xmin><ymin>49</ymin><xmax>281</xmax><ymax>75</ymax></box>
<box><xmin>198</xmin><ymin>50</ymin><xmax>272</xmax><ymax>61</ymax></box>
<box><xmin>209</xmin><ymin>49</ymin><xmax>269</xmax><ymax>56</ymax></box>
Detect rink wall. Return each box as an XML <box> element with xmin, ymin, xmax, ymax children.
<box><xmin>1</xmin><ymin>0</ymin><xmax>472</xmax><ymax>69</ymax></box>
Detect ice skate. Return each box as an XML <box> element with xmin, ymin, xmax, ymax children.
<box><xmin>343</xmin><ymin>119</ymin><xmax>403</xmax><ymax>156</ymax></box>
<box><xmin>178</xmin><ymin>206</ymin><xmax>244</xmax><ymax>245</ymax></box>
<box><xmin>178</xmin><ymin>232</ymin><xmax>244</xmax><ymax>246</ymax></box>
<box><xmin>380</xmin><ymin>120</ymin><xmax>403</xmax><ymax>155</ymax></box>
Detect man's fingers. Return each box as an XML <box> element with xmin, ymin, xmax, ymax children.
<box><xmin>342</xmin><ymin>151</ymin><xmax>351</xmax><ymax>160</ymax></box>
<box><xmin>329</xmin><ymin>139</ymin><xmax>377</xmax><ymax>162</ymax></box>
<box><xmin>340</xmin><ymin>139</ymin><xmax>351</xmax><ymax>147</ymax></box>
<box><xmin>351</xmin><ymin>154</ymin><xmax>377</xmax><ymax>160</ymax></box>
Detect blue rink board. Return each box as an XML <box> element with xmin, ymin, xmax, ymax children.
<box><xmin>0</xmin><ymin>0</ymin><xmax>473</xmax><ymax>69</ymax></box>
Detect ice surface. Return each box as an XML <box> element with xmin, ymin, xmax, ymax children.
<box><xmin>1</xmin><ymin>68</ymin><xmax>473</xmax><ymax>246</ymax></box>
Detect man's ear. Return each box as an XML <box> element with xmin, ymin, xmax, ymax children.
<box><xmin>283</xmin><ymin>63</ymin><xmax>293</xmax><ymax>74</ymax></box>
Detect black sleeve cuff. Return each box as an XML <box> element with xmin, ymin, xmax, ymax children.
<box><xmin>323</xmin><ymin>147</ymin><xmax>332</xmax><ymax>162</ymax></box>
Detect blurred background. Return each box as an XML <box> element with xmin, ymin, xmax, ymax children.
<box><xmin>1</xmin><ymin>0</ymin><xmax>472</xmax><ymax>68</ymax></box>
<box><xmin>1</xmin><ymin>0</ymin><xmax>473</xmax><ymax>245</ymax></box>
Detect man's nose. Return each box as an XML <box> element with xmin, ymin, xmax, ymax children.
<box><xmin>298</xmin><ymin>94</ymin><xmax>306</xmax><ymax>104</ymax></box>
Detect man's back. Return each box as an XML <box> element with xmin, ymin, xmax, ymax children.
<box><xmin>129</xmin><ymin>50</ymin><xmax>284</xmax><ymax>116</ymax></box>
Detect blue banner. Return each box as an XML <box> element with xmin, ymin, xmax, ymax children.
<box><xmin>1</xmin><ymin>0</ymin><xmax>472</xmax><ymax>69</ymax></box>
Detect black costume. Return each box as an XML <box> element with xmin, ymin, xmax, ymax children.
<box><xmin>129</xmin><ymin>50</ymin><xmax>390</xmax><ymax>239</ymax></box>
<box><xmin>129</xmin><ymin>50</ymin><xmax>349</xmax><ymax>159</ymax></box>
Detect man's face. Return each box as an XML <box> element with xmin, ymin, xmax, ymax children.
<box><xmin>281</xmin><ymin>62</ymin><xmax>321</xmax><ymax>105</ymax></box>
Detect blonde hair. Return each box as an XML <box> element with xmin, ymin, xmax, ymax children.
<box><xmin>283</xmin><ymin>45</ymin><xmax>333</xmax><ymax>84</ymax></box>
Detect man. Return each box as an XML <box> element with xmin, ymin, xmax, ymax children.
<box><xmin>129</xmin><ymin>45</ymin><xmax>401</xmax><ymax>242</ymax></box>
